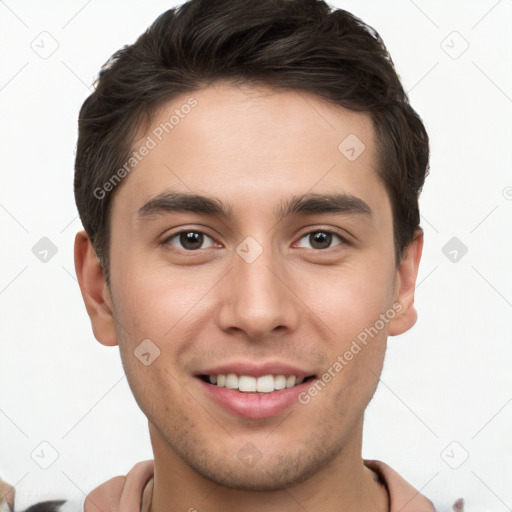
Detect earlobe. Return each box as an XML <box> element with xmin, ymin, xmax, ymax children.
<box><xmin>388</xmin><ymin>229</ymin><xmax>424</xmax><ymax>337</ymax></box>
<box><xmin>74</xmin><ymin>230</ymin><xmax>118</xmax><ymax>346</ymax></box>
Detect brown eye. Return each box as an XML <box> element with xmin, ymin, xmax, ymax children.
<box><xmin>296</xmin><ymin>231</ymin><xmax>345</xmax><ymax>250</ymax></box>
<box><xmin>165</xmin><ymin>231</ymin><xmax>215</xmax><ymax>251</ymax></box>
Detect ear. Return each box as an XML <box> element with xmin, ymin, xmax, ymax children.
<box><xmin>388</xmin><ymin>229</ymin><xmax>424</xmax><ymax>336</ymax></box>
<box><xmin>74</xmin><ymin>230</ymin><xmax>118</xmax><ymax>346</ymax></box>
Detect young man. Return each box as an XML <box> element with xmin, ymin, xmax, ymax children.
<box><xmin>73</xmin><ymin>0</ymin><xmax>436</xmax><ymax>510</ymax></box>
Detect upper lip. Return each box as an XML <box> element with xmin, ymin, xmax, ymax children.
<box><xmin>196</xmin><ymin>361</ymin><xmax>315</xmax><ymax>379</ymax></box>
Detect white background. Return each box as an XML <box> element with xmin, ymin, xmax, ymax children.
<box><xmin>1</xmin><ymin>1</ymin><xmax>511</xmax><ymax>511</ymax></box>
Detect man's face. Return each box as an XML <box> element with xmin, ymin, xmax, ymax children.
<box><xmin>94</xmin><ymin>82</ymin><xmax>412</xmax><ymax>490</ymax></box>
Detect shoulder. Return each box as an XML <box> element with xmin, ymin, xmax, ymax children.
<box><xmin>84</xmin><ymin>460</ymin><xmax>154</xmax><ymax>512</ymax></box>
<box><xmin>363</xmin><ymin>459</ymin><xmax>437</xmax><ymax>512</ymax></box>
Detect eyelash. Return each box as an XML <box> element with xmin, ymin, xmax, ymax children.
<box><xmin>161</xmin><ymin>228</ymin><xmax>349</xmax><ymax>252</ymax></box>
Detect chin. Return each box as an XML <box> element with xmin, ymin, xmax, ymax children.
<box><xmin>191</xmin><ymin>446</ymin><xmax>332</xmax><ymax>492</ymax></box>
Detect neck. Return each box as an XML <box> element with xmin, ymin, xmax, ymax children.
<box><xmin>145</xmin><ymin>418</ymin><xmax>389</xmax><ymax>512</ymax></box>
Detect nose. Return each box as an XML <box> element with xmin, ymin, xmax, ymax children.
<box><xmin>216</xmin><ymin>240</ymin><xmax>300</xmax><ymax>341</ymax></box>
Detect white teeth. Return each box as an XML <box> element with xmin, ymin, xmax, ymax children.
<box><xmin>205</xmin><ymin>373</ymin><xmax>307</xmax><ymax>393</ymax></box>
<box><xmin>274</xmin><ymin>375</ymin><xmax>287</xmax><ymax>390</ymax></box>
<box><xmin>239</xmin><ymin>375</ymin><xmax>256</xmax><ymax>392</ymax></box>
<box><xmin>225</xmin><ymin>373</ymin><xmax>238</xmax><ymax>389</ymax></box>
<box><xmin>256</xmin><ymin>375</ymin><xmax>275</xmax><ymax>393</ymax></box>
<box><xmin>286</xmin><ymin>375</ymin><xmax>296</xmax><ymax>388</ymax></box>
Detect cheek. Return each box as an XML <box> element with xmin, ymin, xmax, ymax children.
<box><xmin>110</xmin><ymin>257</ymin><xmax>218</xmax><ymax>395</ymax></box>
<box><xmin>313</xmin><ymin>262</ymin><xmax>392</xmax><ymax>404</ymax></box>
<box><xmin>111</xmin><ymin>254</ymin><xmax>209</xmax><ymax>342</ymax></box>
<box><xmin>109</xmin><ymin>266</ymin><xmax>196</xmax><ymax>420</ymax></box>
<box><xmin>311</xmin><ymin>261</ymin><xmax>395</xmax><ymax>341</ymax></box>
<box><xmin>121</xmin><ymin>353</ymin><xmax>193</xmax><ymax>435</ymax></box>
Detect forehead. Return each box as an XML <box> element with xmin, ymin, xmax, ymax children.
<box><xmin>111</xmin><ymin>82</ymin><xmax>390</xmax><ymax>225</ymax></box>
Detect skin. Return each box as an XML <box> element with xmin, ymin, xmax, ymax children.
<box><xmin>75</xmin><ymin>82</ymin><xmax>423</xmax><ymax>512</ymax></box>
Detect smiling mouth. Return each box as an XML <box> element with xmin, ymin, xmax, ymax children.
<box><xmin>198</xmin><ymin>373</ymin><xmax>316</xmax><ymax>393</ymax></box>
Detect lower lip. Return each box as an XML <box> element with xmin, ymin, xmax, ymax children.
<box><xmin>197</xmin><ymin>377</ymin><xmax>313</xmax><ymax>419</ymax></box>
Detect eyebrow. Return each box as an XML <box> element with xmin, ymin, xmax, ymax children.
<box><xmin>137</xmin><ymin>191</ymin><xmax>372</xmax><ymax>221</ymax></box>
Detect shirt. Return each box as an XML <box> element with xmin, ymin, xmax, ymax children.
<box><xmin>363</xmin><ymin>459</ymin><xmax>436</xmax><ymax>511</ymax></box>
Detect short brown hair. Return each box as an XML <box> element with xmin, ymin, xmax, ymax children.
<box><xmin>74</xmin><ymin>0</ymin><xmax>429</xmax><ymax>285</ymax></box>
